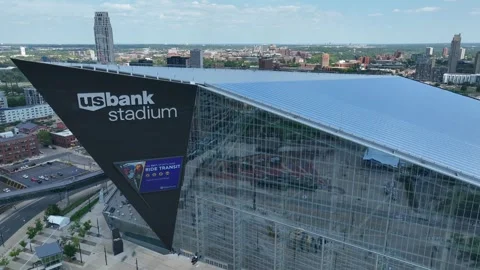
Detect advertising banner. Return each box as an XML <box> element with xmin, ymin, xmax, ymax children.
<box><xmin>141</xmin><ymin>157</ymin><xmax>183</xmax><ymax>193</ymax></box>
<box><xmin>115</xmin><ymin>156</ymin><xmax>183</xmax><ymax>194</ymax></box>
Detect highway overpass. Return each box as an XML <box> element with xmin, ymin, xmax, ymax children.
<box><xmin>0</xmin><ymin>171</ymin><xmax>108</xmax><ymax>204</ymax></box>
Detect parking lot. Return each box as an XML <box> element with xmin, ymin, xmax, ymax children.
<box><xmin>9</xmin><ymin>161</ymin><xmax>88</xmax><ymax>187</ymax></box>
<box><xmin>0</xmin><ymin>181</ymin><xmax>15</xmax><ymax>193</ymax></box>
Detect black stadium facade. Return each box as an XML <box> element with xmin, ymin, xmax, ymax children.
<box><xmin>12</xmin><ymin>59</ymin><xmax>480</xmax><ymax>270</ymax></box>
<box><xmin>13</xmin><ymin>59</ymin><xmax>197</xmax><ymax>249</ymax></box>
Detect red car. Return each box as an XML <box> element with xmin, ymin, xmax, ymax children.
<box><xmin>31</xmin><ymin>177</ymin><xmax>38</xmax><ymax>182</ymax></box>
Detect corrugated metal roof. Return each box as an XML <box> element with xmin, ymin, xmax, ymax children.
<box><xmin>210</xmin><ymin>78</ymin><xmax>480</xmax><ymax>184</ymax></box>
<box><xmin>54</xmin><ymin>63</ymin><xmax>480</xmax><ymax>184</ymax></box>
<box><xmin>35</xmin><ymin>242</ymin><xmax>62</xmax><ymax>258</ymax></box>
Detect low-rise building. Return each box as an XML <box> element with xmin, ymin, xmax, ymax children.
<box><xmin>34</xmin><ymin>242</ymin><xmax>63</xmax><ymax>270</ymax></box>
<box><xmin>15</xmin><ymin>122</ymin><xmax>48</xmax><ymax>135</ymax></box>
<box><xmin>443</xmin><ymin>73</ymin><xmax>480</xmax><ymax>85</ymax></box>
<box><xmin>0</xmin><ymin>131</ymin><xmax>39</xmax><ymax>164</ymax></box>
<box><xmin>0</xmin><ymin>104</ymin><xmax>55</xmax><ymax>124</ymax></box>
<box><xmin>51</xmin><ymin>129</ymin><xmax>78</xmax><ymax>148</ymax></box>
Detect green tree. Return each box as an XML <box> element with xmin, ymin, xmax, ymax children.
<box><xmin>69</xmin><ymin>220</ymin><xmax>81</xmax><ymax>235</ymax></box>
<box><xmin>63</xmin><ymin>242</ymin><xmax>77</xmax><ymax>259</ymax></box>
<box><xmin>434</xmin><ymin>83</ymin><xmax>441</xmax><ymax>87</ymax></box>
<box><xmin>26</xmin><ymin>226</ymin><xmax>37</xmax><ymax>240</ymax></box>
<box><xmin>36</xmin><ymin>130</ymin><xmax>52</xmax><ymax>146</ymax></box>
<box><xmin>476</xmin><ymin>86</ymin><xmax>480</xmax><ymax>92</ymax></box>
<box><xmin>0</xmin><ymin>256</ymin><xmax>9</xmax><ymax>266</ymax></box>
<box><xmin>44</xmin><ymin>204</ymin><xmax>61</xmax><ymax>222</ymax></box>
<box><xmin>9</xmin><ymin>248</ymin><xmax>21</xmax><ymax>259</ymax></box>
<box><xmin>6</xmin><ymin>96</ymin><xmax>26</xmax><ymax>107</ymax></box>
<box><xmin>71</xmin><ymin>236</ymin><xmax>80</xmax><ymax>247</ymax></box>
<box><xmin>78</xmin><ymin>228</ymin><xmax>86</xmax><ymax>238</ymax></box>
<box><xmin>461</xmin><ymin>85</ymin><xmax>468</xmax><ymax>92</ymax></box>
<box><xmin>35</xmin><ymin>218</ymin><xmax>43</xmax><ymax>232</ymax></box>
<box><xmin>19</xmin><ymin>240</ymin><xmax>27</xmax><ymax>249</ymax></box>
<box><xmin>83</xmin><ymin>220</ymin><xmax>92</xmax><ymax>233</ymax></box>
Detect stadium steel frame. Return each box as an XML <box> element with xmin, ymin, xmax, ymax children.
<box><xmin>202</xmin><ymin>83</ymin><xmax>479</xmax><ymax>189</ymax></box>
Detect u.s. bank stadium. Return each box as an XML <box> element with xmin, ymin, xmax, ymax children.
<box><xmin>12</xmin><ymin>59</ymin><xmax>480</xmax><ymax>270</ymax></box>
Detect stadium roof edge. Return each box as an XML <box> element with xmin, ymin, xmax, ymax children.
<box><xmin>14</xmin><ymin>60</ymin><xmax>480</xmax><ymax>188</ymax></box>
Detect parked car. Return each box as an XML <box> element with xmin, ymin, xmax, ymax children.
<box><xmin>57</xmin><ymin>172</ymin><xmax>63</xmax><ymax>176</ymax></box>
<box><xmin>2</xmin><ymin>188</ymin><xmax>11</xmax><ymax>193</ymax></box>
<box><xmin>37</xmin><ymin>180</ymin><xmax>43</xmax><ymax>184</ymax></box>
<box><xmin>31</xmin><ymin>177</ymin><xmax>38</xmax><ymax>182</ymax></box>
<box><xmin>22</xmin><ymin>174</ymin><xmax>28</xmax><ymax>179</ymax></box>
<box><xmin>47</xmin><ymin>162</ymin><xmax>53</xmax><ymax>165</ymax></box>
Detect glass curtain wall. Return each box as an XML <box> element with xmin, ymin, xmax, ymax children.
<box><xmin>173</xmin><ymin>88</ymin><xmax>480</xmax><ymax>270</ymax></box>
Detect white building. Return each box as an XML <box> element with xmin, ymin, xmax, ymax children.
<box><xmin>87</xmin><ymin>49</ymin><xmax>96</xmax><ymax>61</ymax></box>
<box><xmin>425</xmin><ymin>47</ymin><xmax>433</xmax><ymax>56</ymax></box>
<box><xmin>0</xmin><ymin>104</ymin><xmax>55</xmax><ymax>124</ymax></box>
<box><xmin>20</xmin><ymin>46</ymin><xmax>26</xmax><ymax>56</ymax></box>
<box><xmin>94</xmin><ymin>12</ymin><xmax>115</xmax><ymax>64</ymax></box>
<box><xmin>443</xmin><ymin>73</ymin><xmax>480</xmax><ymax>85</ymax></box>
<box><xmin>460</xmin><ymin>47</ymin><xmax>466</xmax><ymax>60</ymax></box>
<box><xmin>189</xmin><ymin>49</ymin><xmax>204</xmax><ymax>68</ymax></box>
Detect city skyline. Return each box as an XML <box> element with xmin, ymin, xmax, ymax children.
<box><xmin>0</xmin><ymin>0</ymin><xmax>480</xmax><ymax>44</ymax></box>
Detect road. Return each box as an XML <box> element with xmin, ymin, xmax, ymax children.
<box><xmin>0</xmin><ymin>184</ymin><xmax>99</xmax><ymax>245</ymax></box>
<box><xmin>0</xmin><ymin>195</ymin><xmax>60</xmax><ymax>245</ymax></box>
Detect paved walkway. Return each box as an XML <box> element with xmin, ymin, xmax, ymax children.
<box><xmin>0</xmin><ymin>186</ymin><xmax>219</xmax><ymax>270</ymax></box>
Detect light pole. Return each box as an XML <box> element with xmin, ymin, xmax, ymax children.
<box><xmin>78</xmin><ymin>243</ymin><xmax>83</xmax><ymax>263</ymax></box>
<box><xmin>0</xmin><ymin>232</ymin><xmax>4</xmax><ymax>247</ymax></box>
<box><xmin>97</xmin><ymin>218</ymin><xmax>100</xmax><ymax>237</ymax></box>
<box><xmin>104</xmin><ymin>246</ymin><xmax>108</xmax><ymax>265</ymax></box>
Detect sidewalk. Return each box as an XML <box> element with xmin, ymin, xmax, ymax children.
<box><xmin>63</xmin><ymin>202</ymin><xmax>220</xmax><ymax>270</ymax></box>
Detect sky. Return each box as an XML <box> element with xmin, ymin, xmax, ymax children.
<box><xmin>0</xmin><ymin>0</ymin><xmax>479</xmax><ymax>44</ymax></box>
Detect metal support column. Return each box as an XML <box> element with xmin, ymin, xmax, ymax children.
<box><xmin>273</xmin><ymin>223</ymin><xmax>284</xmax><ymax>270</ymax></box>
<box><xmin>232</xmin><ymin>210</ymin><xmax>243</xmax><ymax>270</ymax></box>
<box><xmin>195</xmin><ymin>196</ymin><xmax>203</xmax><ymax>256</ymax></box>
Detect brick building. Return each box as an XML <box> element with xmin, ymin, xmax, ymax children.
<box><xmin>0</xmin><ymin>132</ymin><xmax>40</xmax><ymax>164</ymax></box>
<box><xmin>51</xmin><ymin>130</ymin><xmax>78</xmax><ymax>148</ymax></box>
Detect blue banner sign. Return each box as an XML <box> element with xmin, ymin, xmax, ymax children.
<box><xmin>140</xmin><ymin>156</ymin><xmax>183</xmax><ymax>193</ymax></box>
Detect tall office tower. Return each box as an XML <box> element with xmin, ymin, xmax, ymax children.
<box><xmin>426</xmin><ymin>47</ymin><xmax>433</xmax><ymax>56</ymax></box>
<box><xmin>474</xmin><ymin>52</ymin><xmax>480</xmax><ymax>74</ymax></box>
<box><xmin>189</xmin><ymin>49</ymin><xmax>204</xmax><ymax>68</ymax></box>
<box><xmin>415</xmin><ymin>56</ymin><xmax>435</xmax><ymax>81</ymax></box>
<box><xmin>24</xmin><ymin>87</ymin><xmax>45</xmax><ymax>105</ymax></box>
<box><xmin>94</xmin><ymin>12</ymin><xmax>115</xmax><ymax>64</ymax></box>
<box><xmin>20</xmin><ymin>47</ymin><xmax>26</xmax><ymax>56</ymax></box>
<box><xmin>322</xmin><ymin>53</ymin><xmax>330</xmax><ymax>67</ymax></box>
<box><xmin>442</xmin><ymin>47</ymin><xmax>449</xmax><ymax>58</ymax></box>
<box><xmin>460</xmin><ymin>47</ymin><xmax>466</xmax><ymax>60</ymax></box>
<box><xmin>448</xmin><ymin>34</ymin><xmax>461</xmax><ymax>73</ymax></box>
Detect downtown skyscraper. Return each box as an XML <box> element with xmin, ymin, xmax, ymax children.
<box><xmin>447</xmin><ymin>34</ymin><xmax>461</xmax><ymax>73</ymax></box>
<box><xmin>94</xmin><ymin>12</ymin><xmax>115</xmax><ymax>64</ymax></box>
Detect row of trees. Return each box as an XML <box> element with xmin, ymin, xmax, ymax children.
<box><xmin>0</xmin><ymin>218</ymin><xmax>45</xmax><ymax>267</ymax></box>
<box><xmin>61</xmin><ymin>220</ymin><xmax>93</xmax><ymax>259</ymax></box>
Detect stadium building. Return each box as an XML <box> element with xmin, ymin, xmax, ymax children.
<box><xmin>13</xmin><ymin>59</ymin><xmax>480</xmax><ymax>270</ymax></box>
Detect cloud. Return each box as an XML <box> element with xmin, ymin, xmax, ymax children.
<box><xmin>393</xmin><ymin>6</ymin><xmax>441</xmax><ymax>13</ymax></box>
<box><xmin>368</xmin><ymin>13</ymin><xmax>383</xmax><ymax>17</ymax></box>
<box><xmin>102</xmin><ymin>3</ymin><xmax>135</xmax><ymax>11</ymax></box>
